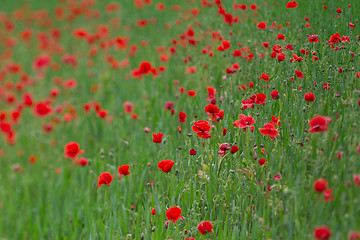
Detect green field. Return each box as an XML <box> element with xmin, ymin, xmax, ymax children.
<box><xmin>0</xmin><ymin>0</ymin><xmax>359</xmax><ymax>239</ymax></box>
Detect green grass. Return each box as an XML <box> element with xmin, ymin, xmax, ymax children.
<box><xmin>0</xmin><ymin>0</ymin><xmax>359</xmax><ymax>239</ymax></box>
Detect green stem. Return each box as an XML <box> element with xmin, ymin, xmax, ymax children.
<box><xmin>104</xmin><ymin>187</ymin><xmax>107</xmax><ymax>213</ymax></box>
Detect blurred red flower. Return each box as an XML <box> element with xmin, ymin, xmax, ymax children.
<box><xmin>314</xmin><ymin>226</ymin><xmax>332</xmax><ymax>240</ymax></box>
<box><xmin>166</xmin><ymin>207</ymin><xmax>184</xmax><ymax>223</ymax></box>
<box><xmin>286</xmin><ymin>1</ymin><xmax>298</xmax><ymax>8</ymax></box>
<box><xmin>198</xmin><ymin>221</ymin><xmax>213</xmax><ymax>235</ymax></box>
<box><xmin>98</xmin><ymin>172</ymin><xmax>113</xmax><ymax>188</ymax></box>
<box><xmin>192</xmin><ymin>120</ymin><xmax>211</xmax><ymax>139</ymax></box>
<box><xmin>158</xmin><ymin>160</ymin><xmax>174</xmax><ymax>173</ymax></box>
<box><xmin>152</xmin><ymin>132</ymin><xmax>164</xmax><ymax>143</ymax></box>
<box><xmin>308</xmin><ymin>116</ymin><xmax>331</xmax><ymax>133</ymax></box>
<box><xmin>64</xmin><ymin>142</ymin><xmax>84</xmax><ymax>159</ymax></box>
<box><xmin>118</xmin><ymin>165</ymin><xmax>130</xmax><ymax>177</ymax></box>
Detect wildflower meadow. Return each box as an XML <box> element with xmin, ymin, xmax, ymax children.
<box><xmin>0</xmin><ymin>0</ymin><xmax>359</xmax><ymax>239</ymax></box>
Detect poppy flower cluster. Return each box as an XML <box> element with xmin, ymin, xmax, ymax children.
<box><xmin>313</xmin><ymin>178</ymin><xmax>334</xmax><ymax>202</ymax></box>
<box><xmin>241</xmin><ymin>93</ymin><xmax>267</xmax><ymax>110</ymax></box>
<box><xmin>1</xmin><ymin>0</ymin><xmax>359</xmax><ymax>238</ymax></box>
<box><xmin>205</xmin><ymin>103</ymin><xmax>224</xmax><ymax>122</ymax></box>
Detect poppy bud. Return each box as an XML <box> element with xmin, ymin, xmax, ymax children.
<box><xmin>222</xmin><ymin>128</ymin><xmax>227</xmax><ymax>136</ymax></box>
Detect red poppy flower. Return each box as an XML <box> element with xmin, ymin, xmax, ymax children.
<box><xmin>139</xmin><ymin>61</ymin><xmax>152</xmax><ymax>74</ymax></box>
<box><xmin>78</xmin><ymin>157</ymin><xmax>88</xmax><ymax>166</ymax></box>
<box><xmin>314</xmin><ymin>226</ymin><xmax>332</xmax><ymax>240</ymax></box>
<box><xmin>34</xmin><ymin>101</ymin><xmax>52</xmax><ymax>118</ymax></box>
<box><xmin>205</xmin><ymin>104</ymin><xmax>223</xmax><ymax>122</ymax></box>
<box><xmin>233</xmin><ymin>114</ymin><xmax>255</xmax><ymax>131</ymax></box>
<box><xmin>314</xmin><ymin>179</ymin><xmax>328</xmax><ymax>193</ymax></box>
<box><xmin>223</xmin><ymin>128</ymin><xmax>227</xmax><ymax>136</ymax></box>
<box><xmin>207</xmin><ymin>87</ymin><xmax>216</xmax><ymax>100</ymax></box>
<box><xmin>152</xmin><ymin>132</ymin><xmax>164</xmax><ymax>143</ymax></box>
<box><xmin>255</xmin><ymin>93</ymin><xmax>267</xmax><ymax>105</ymax></box>
<box><xmin>189</xmin><ymin>148</ymin><xmax>197</xmax><ymax>155</ymax></box>
<box><xmin>277</xmin><ymin>53</ymin><xmax>286</xmax><ymax>62</ymax></box>
<box><xmin>241</xmin><ymin>96</ymin><xmax>255</xmax><ymax>110</ymax></box>
<box><xmin>179</xmin><ymin>111</ymin><xmax>187</xmax><ymax>123</ymax></box>
<box><xmin>257</xmin><ymin>21</ymin><xmax>267</xmax><ymax>30</ymax></box>
<box><xmin>98</xmin><ymin>172</ymin><xmax>113</xmax><ymax>188</ymax></box>
<box><xmin>118</xmin><ymin>165</ymin><xmax>130</xmax><ymax>177</ymax></box>
<box><xmin>259</xmin><ymin>73</ymin><xmax>270</xmax><ymax>81</ymax></box>
<box><xmin>276</xmin><ymin>34</ymin><xmax>285</xmax><ymax>40</ymax></box>
<box><xmin>304</xmin><ymin>92</ymin><xmax>315</xmax><ymax>102</ymax></box>
<box><xmin>97</xmin><ymin>109</ymin><xmax>108</xmax><ymax>118</ymax></box>
<box><xmin>273</xmin><ymin>44</ymin><xmax>283</xmax><ymax>53</ymax></box>
<box><xmin>259</xmin><ymin>123</ymin><xmax>280</xmax><ymax>138</ymax></box>
<box><xmin>219</xmin><ymin>143</ymin><xmax>231</xmax><ymax>151</ymax></box>
<box><xmin>198</xmin><ymin>221</ymin><xmax>213</xmax><ymax>235</ymax></box>
<box><xmin>286</xmin><ymin>1</ymin><xmax>298</xmax><ymax>8</ymax></box>
<box><xmin>307</xmin><ymin>34</ymin><xmax>319</xmax><ymax>43</ymax></box>
<box><xmin>205</xmin><ymin>103</ymin><xmax>219</xmax><ymax>115</ymax></box>
<box><xmin>349</xmin><ymin>232</ymin><xmax>360</xmax><ymax>240</ymax></box>
<box><xmin>308</xmin><ymin>116</ymin><xmax>331</xmax><ymax>133</ymax></box>
<box><xmin>28</xmin><ymin>155</ymin><xmax>37</xmax><ymax>164</ymax></box>
<box><xmin>258</xmin><ymin>158</ymin><xmax>267</xmax><ymax>166</ymax></box>
<box><xmin>231</xmin><ymin>145</ymin><xmax>239</xmax><ymax>154</ymax></box>
<box><xmin>157</xmin><ymin>159</ymin><xmax>174</xmax><ymax>173</ymax></box>
<box><xmin>233</xmin><ymin>49</ymin><xmax>242</xmax><ymax>57</ymax></box>
<box><xmin>336</xmin><ymin>8</ymin><xmax>342</xmax><ymax>13</ymax></box>
<box><xmin>123</xmin><ymin>101</ymin><xmax>134</xmax><ymax>113</ymax></box>
<box><xmin>270</xmin><ymin>116</ymin><xmax>281</xmax><ymax>126</ymax></box>
<box><xmin>295</xmin><ymin>70</ymin><xmax>304</xmax><ymax>78</ymax></box>
<box><xmin>187</xmin><ymin>90</ymin><xmax>197</xmax><ymax>96</ymax></box>
<box><xmin>192</xmin><ymin>120</ymin><xmax>211</xmax><ymax>139</ymax></box>
<box><xmin>221</xmin><ymin>40</ymin><xmax>230</xmax><ymax>50</ymax></box>
<box><xmin>273</xmin><ymin>175</ymin><xmax>281</xmax><ymax>180</ymax></box>
<box><xmin>324</xmin><ymin>189</ymin><xmax>334</xmax><ymax>202</ymax></box>
<box><xmin>23</xmin><ymin>93</ymin><xmax>33</xmax><ymax>106</ymax></box>
<box><xmin>329</xmin><ymin>33</ymin><xmax>341</xmax><ymax>46</ymax></box>
<box><xmin>64</xmin><ymin>142</ymin><xmax>84</xmax><ymax>159</ymax></box>
<box><xmin>353</xmin><ymin>174</ymin><xmax>360</xmax><ymax>186</ymax></box>
<box><xmin>166</xmin><ymin>207</ymin><xmax>184</xmax><ymax>223</ymax></box>
<box><xmin>262</xmin><ymin>42</ymin><xmax>270</xmax><ymax>49</ymax></box>
<box><xmin>270</xmin><ymin>90</ymin><xmax>279</xmax><ymax>99</ymax></box>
